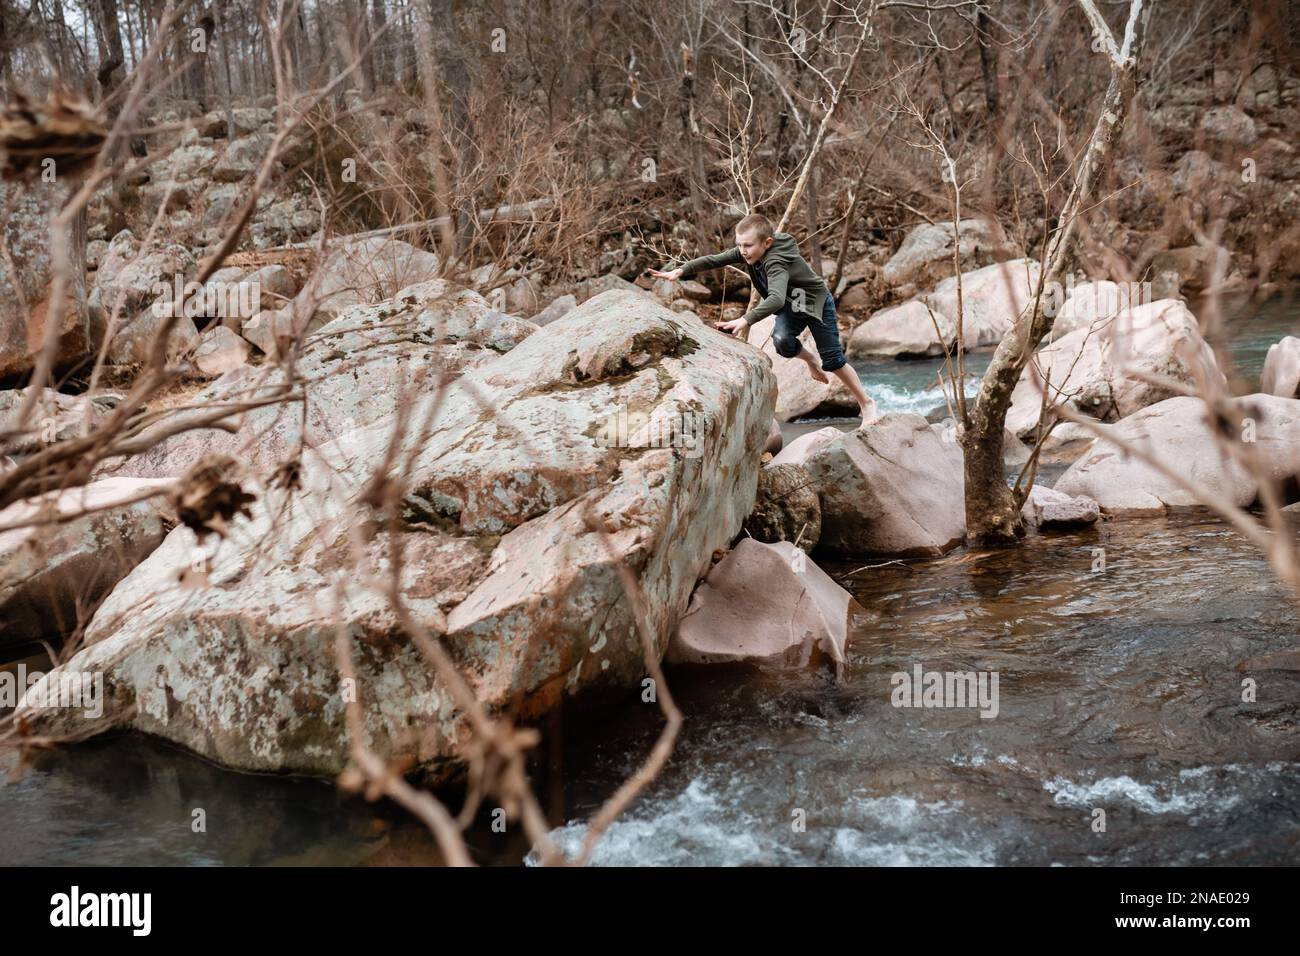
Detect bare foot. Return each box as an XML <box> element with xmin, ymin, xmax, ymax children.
<box><xmin>805</xmin><ymin>363</ymin><xmax>829</xmax><ymax>385</ymax></box>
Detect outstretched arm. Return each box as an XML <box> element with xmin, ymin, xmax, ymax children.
<box><xmin>647</xmin><ymin>246</ymin><xmax>753</xmax><ymax>338</ymax></box>
<box><xmin>678</xmin><ymin>245</ymin><xmax>745</xmax><ymax>279</ymax></box>
<box><xmin>649</xmin><ymin>245</ymin><xmax>745</xmax><ymax>282</ymax></box>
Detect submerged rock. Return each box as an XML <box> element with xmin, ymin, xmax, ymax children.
<box><xmin>1020</xmin><ymin>484</ymin><xmax>1101</xmax><ymax>530</ymax></box>
<box><xmin>668</xmin><ymin>539</ymin><xmax>862</xmax><ymax>666</ymax></box>
<box><xmin>19</xmin><ymin>289</ymin><xmax>776</xmax><ymax>778</ymax></box>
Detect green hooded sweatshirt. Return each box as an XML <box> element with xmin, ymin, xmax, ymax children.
<box><xmin>678</xmin><ymin>231</ymin><xmax>830</xmax><ymax>327</ymax></box>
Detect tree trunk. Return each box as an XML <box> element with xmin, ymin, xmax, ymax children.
<box><xmin>215</xmin><ymin>4</ymin><xmax>235</xmax><ymax>137</ymax></box>
<box><xmin>976</xmin><ymin>3</ymin><xmax>1000</xmax><ymax>121</ymax></box>
<box><xmin>91</xmin><ymin>0</ymin><xmax>128</xmax><ymax>237</ymax></box>
<box><xmin>189</xmin><ymin>10</ymin><xmax>213</xmax><ymax>108</ymax></box>
<box><xmin>93</xmin><ymin>0</ymin><xmax>125</xmax><ymax>90</ymax></box>
<box><xmin>356</xmin><ymin>1</ymin><xmax>376</xmax><ymax>94</ymax></box>
<box><xmin>428</xmin><ymin>0</ymin><xmax>476</xmax><ymax>256</ymax></box>
<box><xmin>410</xmin><ymin>0</ymin><xmax>459</xmax><ymax>262</ymax></box>
<box><xmin>371</xmin><ymin>0</ymin><xmax>389</xmax><ymax>87</ymax></box>
<box><xmin>961</xmin><ymin>2</ymin><xmax>1147</xmax><ymax>545</ymax></box>
<box><xmin>679</xmin><ymin>44</ymin><xmax>715</xmax><ymax>242</ymax></box>
<box><xmin>803</xmin><ymin>160</ymin><xmax>824</xmax><ymax>273</ymax></box>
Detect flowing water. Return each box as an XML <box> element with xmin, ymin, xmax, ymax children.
<box><xmin>1</xmin><ymin>292</ymin><xmax>1297</xmax><ymax>866</ymax></box>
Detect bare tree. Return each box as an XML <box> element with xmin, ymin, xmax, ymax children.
<box><xmin>958</xmin><ymin>0</ymin><xmax>1149</xmax><ymax>543</ymax></box>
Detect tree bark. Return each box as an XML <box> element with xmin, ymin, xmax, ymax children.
<box><xmin>679</xmin><ymin>43</ymin><xmax>715</xmax><ymax>242</ymax></box>
<box><xmin>371</xmin><ymin>0</ymin><xmax>389</xmax><ymax>87</ymax></box>
<box><xmin>976</xmin><ymin>3</ymin><xmax>1000</xmax><ymax>121</ymax></box>
<box><xmin>91</xmin><ymin>0</ymin><xmax>128</xmax><ymax>236</ymax></box>
<box><xmin>215</xmin><ymin>3</ymin><xmax>235</xmax><ymax>137</ymax></box>
<box><xmin>803</xmin><ymin>161</ymin><xmax>824</xmax><ymax>273</ymax></box>
<box><xmin>960</xmin><ymin>1</ymin><xmax>1148</xmax><ymax>545</ymax></box>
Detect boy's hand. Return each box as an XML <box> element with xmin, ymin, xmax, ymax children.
<box><xmin>714</xmin><ymin>318</ymin><xmax>748</xmax><ymax>335</ymax></box>
<box><xmin>647</xmin><ymin>267</ymin><xmax>683</xmax><ymax>281</ymax></box>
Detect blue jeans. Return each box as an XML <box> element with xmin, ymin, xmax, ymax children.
<box><xmin>770</xmin><ymin>293</ymin><xmax>847</xmax><ymax>373</ymax></box>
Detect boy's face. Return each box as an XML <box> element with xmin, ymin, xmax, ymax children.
<box><xmin>735</xmin><ymin>229</ymin><xmax>773</xmax><ymax>264</ymax></box>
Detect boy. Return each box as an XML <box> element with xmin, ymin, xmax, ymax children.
<box><xmin>649</xmin><ymin>213</ymin><xmax>873</xmax><ymax>420</ymax></box>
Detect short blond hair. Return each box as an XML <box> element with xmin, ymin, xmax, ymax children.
<box><xmin>735</xmin><ymin>213</ymin><xmax>774</xmax><ymax>241</ymax></box>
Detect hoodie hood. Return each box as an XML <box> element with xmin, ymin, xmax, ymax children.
<box><xmin>761</xmin><ymin>232</ymin><xmax>800</xmax><ymax>263</ymax></box>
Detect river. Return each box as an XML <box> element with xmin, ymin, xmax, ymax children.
<box><xmin>1</xmin><ymin>290</ymin><xmax>1297</xmax><ymax>866</ymax></box>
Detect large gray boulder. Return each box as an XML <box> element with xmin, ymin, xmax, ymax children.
<box><xmin>212</xmin><ymin>133</ymin><xmax>272</xmax><ymax>182</ymax></box>
<box><xmin>799</xmin><ymin>414</ymin><xmax>966</xmax><ymax>557</ymax></box>
<box><xmin>1054</xmin><ymin>394</ymin><xmax>1300</xmax><ymax>515</ymax></box>
<box><xmin>289</xmin><ymin>236</ymin><xmax>443</xmax><ymax>331</ymax></box>
<box><xmin>192</xmin><ymin>325</ymin><xmax>250</xmax><ymax>377</ymax></box>
<box><xmin>770</xmin><ymin>425</ymin><xmax>841</xmax><ymax>468</ymax></box>
<box><xmin>1197</xmin><ymin>105</ymin><xmax>1259</xmax><ymax>149</ymax></box>
<box><xmin>880</xmin><ymin>218</ymin><xmax>1021</xmax><ymax>292</ymax></box>
<box><xmin>1005</xmin><ymin>299</ymin><xmax>1223</xmax><ymax>440</ymax></box>
<box><xmin>849</xmin><ymin>259</ymin><xmax>1039</xmax><ymax>358</ymax></box>
<box><xmin>921</xmin><ymin>258</ymin><xmax>1042</xmax><ymax>349</ymax></box>
<box><xmin>88</xmin><ymin>230</ymin><xmax>200</xmax><ymax>365</ymax></box>
<box><xmin>530</xmin><ymin>294</ymin><xmax>577</xmax><ymax>327</ymax></box>
<box><xmin>157</xmin><ymin>142</ymin><xmax>217</xmax><ymax>181</ymax></box>
<box><xmin>744</xmin><ymin>462</ymin><xmax>821</xmax><ymax>548</ymax></box>
<box><xmin>845</xmin><ymin>299</ymin><xmax>944</xmax><ymax>359</ymax></box>
<box><xmin>1050</xmin><ymin>279</ymin><xmax>1146</xmax><ymax>336</ymax></box>
<box><xmin>19</xmin><ymin>289</ymin><xmax>777</xmax><ymax>778</ymax></box>
<box><xmin>0</xmin><ymin>387</ymin><xmax>120</xmax><ymax>456</ymax></box>
<box><xmin>228</xmin><ymin>107</ymin><xmax>273</xmax><ymax>136</ymax></box>
<box><xmin>105</xmin><ymin>278</ymin><xmax>536</xmax><ymax>479</ymax></box>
